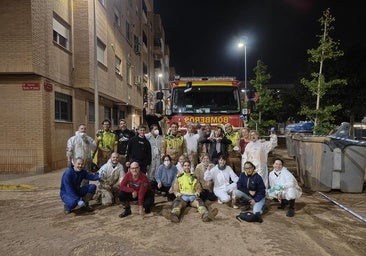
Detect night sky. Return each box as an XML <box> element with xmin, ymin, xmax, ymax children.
<box><xmin>154</xmin><ymin>0</ymin><xmax>364</xmax><ymax>84</ymax></box>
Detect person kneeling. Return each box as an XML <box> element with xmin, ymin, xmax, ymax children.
<box><xmin>60</xmin><ymin>157</ymin><xmax>100</xmax><ymax>214</ymax></box>
<box><xmin>170</xmin><ymin>160</ymin><xmax>218</xmax><ymax>223</ymax></box>
<box><xmin>118</xmin><ymin>162</ymin><xmax>155</xmax><ymax>218</ymax></box>
<box><xmin>268</xmin><ymin>158</ymin><xmax>302</xmax><ymax>217</ymax></box>
<box><xmin>234</xmin><ymin>161</ymin><xmax>266</xmax><ymax>223</ymax></box>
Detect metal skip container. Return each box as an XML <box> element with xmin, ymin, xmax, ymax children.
<box><xmin>292</xmin><ymin>134</ymin><xmax>334</xmax><ymax>191</ymax></box>
<box><xmin>293</xmin><ymin>124</ymin><xmax>366</xmax><ymax>193</ymax></box>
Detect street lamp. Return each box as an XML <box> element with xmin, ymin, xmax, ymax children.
<box><xmin>237</xmin><ymin>36</ymin><xmax>247</xmax><ymax>96</ymax></box>
<box><xmin>157</xmin><ymin>73</ymin><xmax>163</xmax><ymax>90</ymax></box>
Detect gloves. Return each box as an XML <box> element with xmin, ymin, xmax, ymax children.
<box><xmin>176</xmin><ymin>193</ymin><xmax>182</xmax><ymax>199</ymax></box>
<box><xmin>194</xmin><ymin>192</ymin><xmax>200</xmax><ymax>198</ymax></box>
<box><xmin>269</xmin><ymin>185</ymin><xmax>284</xmax><ymax>193</ymax></box>
<box><xmin>78</xmin><ymin>200</ymin><xmax>86</xmax><ymax>207</ymax></box>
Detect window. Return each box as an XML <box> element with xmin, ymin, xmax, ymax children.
<box><xmin>126</xmin><ymin>21</ymin><xmax>132</xmax><ymax>43</ymax></box>
<box><xmin>115</xmin><ymin>56</ymin><xmax>122</xmax><ymax>75</ymax></box>
<box><xmin>126</xmin><ymin>62</ymin><xmax>133</xmax><ymax>85</ymax></box>
<box><xmin>99</xmin><ymin>0</ymin><xmax>106</xmax><ymax>7</ymax></box>
<box><xmin>53</xmin><ymin>17</ymin><xmax>70</xmax><ymax>50</ymax></box>
<box><xmin>114</xmin><ymin>8</ymin><xmax>121</xmax><ymax>27</ymax></box>
<box><xmin>55</xmin><ymin>92</ymin><xmax>72</xmax><ymax>121</ymax></box>
<box><xmin>142</xmin><ymin>31</ymin><xmax>147</xmax><ymax>48</ymax></box>
<box><xmin>97</xmin><ymin>38</ymin><xmax>106</xmax><ymax>65</ymax></box>
<box><xmin>143</xmin><ymin>62</ymin><xmax>148</xmax><ymax>77</ymax></box>
<box><xmin>112</xmin><ymin>106</ymin><xmax>118</xmax><ymax>126</ymax></box>
<box><xmin>104</xmin><ymin>106</ymin><xmax>111</xmax><ymax>121</ymax></box>
<box><xmin>88</xmin><ymin>102</ymin><xmax>95</xmax><ymax>123</ymax></box>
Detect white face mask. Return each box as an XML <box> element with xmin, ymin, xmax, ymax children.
<box><xmin>153</xmin><ymin>129</ymin><xmax>159</xmax><ymax>136</ymax></box>
<box><xmin>163</xmin><ymin>160</ymin><xmax>170</xmax><ymax>167</ymax></box>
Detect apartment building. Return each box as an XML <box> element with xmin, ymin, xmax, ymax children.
<box><xmin>0</xmin><ymin>0</ymin><xmax>169</xmax><ymax>174</ymax></box>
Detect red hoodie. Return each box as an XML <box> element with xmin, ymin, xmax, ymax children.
<box><xmin>119</xmin><ymin>171</ymin><xmax>150</xmax><ymax>206</ymax></box>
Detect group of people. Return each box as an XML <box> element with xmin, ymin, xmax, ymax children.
<box><xmin>61</xmin><ymin>113</ymin><xmax>302</xmax><ymax>222</ymax></box>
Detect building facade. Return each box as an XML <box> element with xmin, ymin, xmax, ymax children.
<box><xmin>0</xmin><ymin>0</ymin><xmax>169</xmax><ymax>174</ymax></box>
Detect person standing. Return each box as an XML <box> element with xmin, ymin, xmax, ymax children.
<box><xmin>161</xmin><ymin>122</ymin><xmax>187</xmax><ymax>164</ymax></box>
<box><xmin>114</xmin><ymin>119</ymin><xmax>135</xmax><ymax>168</ymax></box>
<box><xmin>170</xmin><ymin>160</ymin><xmax>218</xmax><ymax>223</ymax></box>
<box><xmin>224</xmin><ymin>123</ymin><xmax>241</xmax><ymax>176</ymax></box>
<box><xmin>143</xmin><ymin>102</ymin><xmax>164</xmax><ymax>135</ymax></box>
<box><xmin>242</xmin><ymin>130</ymin><xmax>277</xmax><ymax>188</ymax></box>
<box><xmin>184</xmin><ymin>123</ymin><xmax>200</xmax><ymax>168</ymax></box>
<box><xmin>200</xmin><ymin>127</ymin><xmax>231</xmax><ymax>164</ymax></box>
<box><xmin>126</xmin><ymin>125</ymin><xmax>151</xmax><ymax>174</ymax></box>
<box><xmin>145</xmin><ymin>124</ymin><xmax>163</xmax><ymax>181</ymax></box>
<box><xmin>94</xmin><ymin>119</ymin><xmax>117</xmax><ymax>168</ymax></box>
<box><xmin>204</xmin><ymin>155</ymin><xmax>239</xmax><ymax>205</ymax></box>
<box><xmin>66</xmin><ymin>124</ymin><xmax>96</xmax><ymax>170</ymax></box>
<box><xmin>95</xmin><ymin>152</ymin><xmax>125</xmax><ymax>206</ymax></box>
<box><xmin>268</xmin><ymin>158</ymin><xmax>302</xmax><ymax>217</ymax></box>
<box><xmin>238</xmin><ymin>127</ymin><xmax>251</xmax><ymax>155</ymax></box>
<box><xmin>118</xmin><ymin>162</ymin><xmax>155</xmax><ymax>218</ymax></box>
<box><xmin>60</xmin><ymin>157</ymin><xmax>100</xmax><ymax>214</ymax></box>
<box><xmin>234</xmin><ymin>161</ymin><xmax>266</xmax><ymax>222</ymax></box>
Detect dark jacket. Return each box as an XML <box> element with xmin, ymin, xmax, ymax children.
<box><xmin>200</xmin><ymin>136</ymin><xmax>231</xmax><ymax>164</ymax></box>
<box><xmin>237</xmin><ymin>171</ymin><xmax>266</xmax><ymax>202</ymax></box>
<box><xmin>115</xmin><ymin>129</ymin><xmax>135</xmax><ymax>155</ymax></box>
<box><xmin>126</xmin><ymin>135</ymin><xmax>152</xmax><ymax>166</ymax></box>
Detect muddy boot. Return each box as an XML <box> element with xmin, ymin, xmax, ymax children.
<box><xmin>278</xmin><ymin>199</ymin><xmax>288</xmax><ymax>209</ymax></box>
<box><xmin>286</xmin><ymin>199</ymin><xmax>295</xmax><ymax>217</ymax></box>
<box><xmin>254</xmin><ymin>212</ymin><xmax>263</xmax><ymax>223</ymax></box>
<box><xmin>118</xmin><ymin>206</ymin><xmax>132</xmax><ymax>218</ymax></box>
<box><xmin>169</xmin><ymin>212</ymin><xmax>180</xmax><ymax>223</ymax></box>
<box><xmin>202</xmin><ymin>208</ymin><xmax>218</xmax><ymax>222</ymax></box>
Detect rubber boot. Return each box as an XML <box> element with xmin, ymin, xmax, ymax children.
<box><xmin>278</xmin><ymin>199</ymin><xmax>288</xmax><ymax>209</ymax></box>
<box><xmin>286</xmin><ymin>199</ymin><xmax>295</xmax><ymax>217</ymax></box>
<box><xmin>118</xmin><ymin>206</ymin><xmax>132</xmax><ymax>218</ymax></box>
<box><xmin>254</xmin><ymin>212</ymin><xmax>263</xmax><ymax>223</ymax></box>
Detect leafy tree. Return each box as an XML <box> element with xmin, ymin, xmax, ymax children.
<box><xmin>248</xmin><ymin>60</ymin><xmax>282</xmax><ymax>135</ymax></box>
<box><xmin>300</xmin><ymin>8</ymin><xmax>347</xmax><ymax>135</ymax></box>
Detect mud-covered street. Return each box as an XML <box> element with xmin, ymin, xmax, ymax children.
<box><xmin>1</xmin><ymin>149</ymin><xmax>365</xmax><ymax>256</ymax></box>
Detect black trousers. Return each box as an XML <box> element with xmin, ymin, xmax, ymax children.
<box><xmin>119</xmin><ymin>189</ymin><xmax>155</xmax><ymax>213</ymax></box>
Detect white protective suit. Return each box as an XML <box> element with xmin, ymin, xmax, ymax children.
<box><xmin>204</xmin><ymin>165</ymin><xmax>239</xmax><ymax>203</ymax></box>
<box><xmin>268</xmin><ymin>167</ymin><xmax>302</xmax><ymax>200</ymax></box>
<box><xmin>66</xmin><ymin>131</ymin><xmax>96</xmax><ymax>163</ymax></box>
<box><xmin>242</xmin><ymin>134</ymin><xmax>277</xmax><ymax>188</ymax></box>
<box><xmin>146</xmin><ymin>133</ymin><xmax>163</xmax><ymax>181</ymax></box>
<box><xmin>97</xmin><ymin>159</ymin><xmax>125</xmax><ymax>205</ymax></box>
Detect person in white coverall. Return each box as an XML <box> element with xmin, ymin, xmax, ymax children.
<box><xmin>96</xmin><ymin>152</ymin><xmax>125</xmax><ymax>205</ymax></box>
<box><xmin>66</xmin><ymin>124</ymin><xmax>96</xmax><ymax>170</ymax></box>
<box><xmin>242</xmin><ymin>130</ymin><xmax>277</xmax><ymax>188</ymax></box>
<box><xmin>204</xmin><ymin>155</ymin><xmax>239</xmax><ymax>205</ymax></box>
<box><xmin>268</xmin><ymin>158</ymin><xmax>302</xmax><ymax>217</ymax></box>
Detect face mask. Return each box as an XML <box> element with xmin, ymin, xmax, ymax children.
<box><xmin>164</xmin><ymin>160</ymin><xmax>170</xmax><ymax>167</ymax></box>
<box><xmin>153</xmin><ymin>129</ymin><xmax>159</xmax><ymax>136</ymax></box>
<box><xmin>203</xmin><ymin>162</ymin><xmax>209</xmax><ymax>167</ymax></box>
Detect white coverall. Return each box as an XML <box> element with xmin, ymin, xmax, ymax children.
<box><xmin>242</xmin><ymin>134</ymin><xmax>277</xmax><ymax>188</ymax></box>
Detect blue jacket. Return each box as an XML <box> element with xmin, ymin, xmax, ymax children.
<box><xmin>237</xmin><ymin>171</ymin><xmax>266</xmax><ymax>202</ymax></box>
<box><xmin>60</xmin><ymin>167</ymin><xmax>100</xmax><ymax>202</ymax></box>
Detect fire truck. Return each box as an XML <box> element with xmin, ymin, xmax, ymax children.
<box><xmin>163</xmin><ymin>76</ymin><xmax>246</xmax><ymax>132</ymax></box>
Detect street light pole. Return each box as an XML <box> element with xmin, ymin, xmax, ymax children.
<box><xmin>158</xmin><ymin>73</ymin><xmax>163</xmax><ymax>91</ymax></box>
<box><xmin>238</xmin><ymin>36</ymin><xmax>248</xmax><ymax>123</ymax></box>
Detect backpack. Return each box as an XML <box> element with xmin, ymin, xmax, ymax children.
<box><xmin>236</xmin><ymin>212</ymin><xmax>263</xmax><ymax>223</ymax></box>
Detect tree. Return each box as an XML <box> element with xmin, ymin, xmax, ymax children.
<box><xmin>300</xmin><ymin>8</ymin><xmax>347</xmax><ymax>135</ymax></box>
<box><xmin>248</xmin><ymin>60</ymin><xmax>282</xmax><ymax>135</ymax></box>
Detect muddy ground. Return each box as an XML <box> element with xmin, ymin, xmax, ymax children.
<box><xmin>0</xmin><ymin>148</ymin><xmax>365</xmax><ymax>256</ymax></box>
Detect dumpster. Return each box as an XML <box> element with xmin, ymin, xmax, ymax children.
<box><xmin>328</xmin><ymin>135</ymin><xmax>366</xmax><ymax>193</ymax></box>
<box><xmin>292</xmin><ymin>134</ymin><xmax>333</xmax><ymax>192</ymax></box>
<box><xmin>285</xmin><ymin>121</ymin><xmax>314</xmax><ymax>158</ymax></box>
<box><xmin>293</xmin><ymin>122</ymin><xmax>366</xmax><ymax>193</ymax></box>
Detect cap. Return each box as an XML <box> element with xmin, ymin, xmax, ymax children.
<box><xmin>270</xmin><ymin>127</ymin><xmax>275</xmax><ymax>132</ymax></box>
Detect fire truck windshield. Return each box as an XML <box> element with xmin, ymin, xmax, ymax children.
<box><xmin>171</xmin><ymin>86</ymin><xmax>241</xmax><ymax>114</ymax></box>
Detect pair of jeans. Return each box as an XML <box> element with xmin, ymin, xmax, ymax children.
<box><xmin>234</xmin><ymin>190</ymin><xmax>266</xmax><ymax>214</ymax></box>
